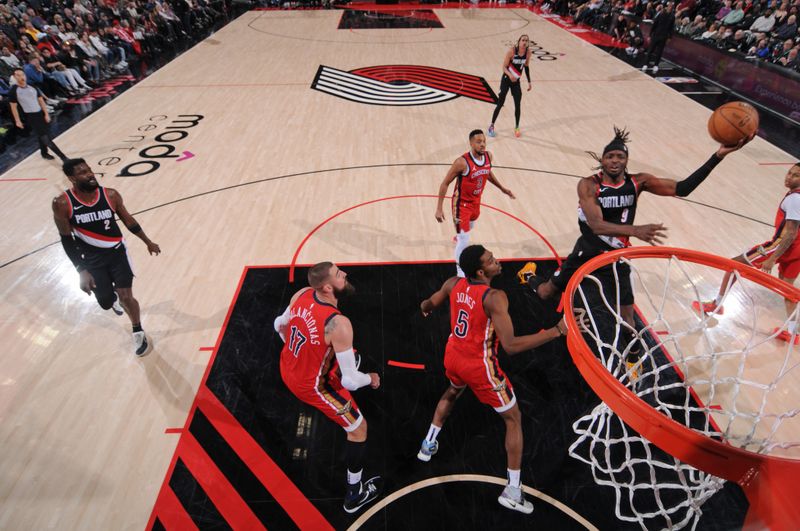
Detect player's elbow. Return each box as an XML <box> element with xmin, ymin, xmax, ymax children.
<box><xmin>340</xmin><ymin>375</ymin><xmax>360</xmax><ymax>391</ymax></box>
<box><xmin>499</xmin><ymin>338</ymin><xmax>523</xmax><ymax>354</ymax></box>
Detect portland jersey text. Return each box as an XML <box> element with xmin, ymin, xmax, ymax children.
<box><xmin>577</xmin><ymin>172</ymin><xmax>640</xmax><ymax>250</ymax></box>
<box><xmin>65</xmin><ymin>187</ymin><xmax>123</xmax><ymax>249</ymax></box>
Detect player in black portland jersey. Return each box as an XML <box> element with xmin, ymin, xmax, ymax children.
<box><xmin>488</xmin><ymin>35</ymin><xmax>532</xmax><ymax>139</ymax></box>
<box><xmin>521</xmin><ymin>126</ymin><xmax>752</xmax><ymax>369</ymax></box>
<box><xmin>52</xmin><ymin>158</ymin><xmax>161</xmax><ymax>356</ymax></box>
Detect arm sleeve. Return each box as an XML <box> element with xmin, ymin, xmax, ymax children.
<box><xmin>273</xmin><ymin>305</ymin><xmax>291</xmax><ymax>342</ymax></box>
<box><xmin>336</xmin><ymin>348</ymin><xmax>371</xmax><ymax>391</ymax></box>
<box><xmin>674</xmin><ymin>154</ymin><xmax>722</xmax><ymax>197</ymax></box>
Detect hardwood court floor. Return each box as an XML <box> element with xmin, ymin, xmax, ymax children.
<box><xmin>0</xmin><ymin>6</ymin><xmax>797</xmax><ymax>530</ymax></box>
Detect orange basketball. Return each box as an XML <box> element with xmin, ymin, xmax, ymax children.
<box><xmin>707</xmin><ymin>101</ymin><xmax>759</xmax><ymax>146</ymax></box>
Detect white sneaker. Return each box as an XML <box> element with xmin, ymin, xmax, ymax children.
<box><xmin>111</xmin><ymin>298</ymin><xmax>124</xmax><ymax>316</ymax></box>
<box><xmin>497</xmin><ymin>485</ymin><xmax>534</xmax><ymax>514</ymax></box>
<box><xmin>133</xmin><ymin>331</ymin><xmax>150</xmax><ymax>357</ymax></box>
<box><xmin>641</xmin><ymin>65</ymin><xmax>648</xmax><ymax>71</ymax></box>
<box><xmin>652</xmin><ymin>66</ymin><xmax>659</xmax><ymax>73</ymax></box>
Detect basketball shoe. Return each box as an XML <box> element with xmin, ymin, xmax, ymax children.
<box><xmin>417</xmin><ymin>439</ymin><xmax>439</xmax><ymax>462</ymax></box>
<box><xmin>497</xmin><ymin>485</ymin><xmax>534</xmax><ymax>514</ymax></box>
<box><xmin>133</xmin><ymin>331</ymin><xmax>150</xmax><ymax>357</ymax></box>
<box><xmin>517</xmin><ymin>262</ymin><xmax>537</xmax><ymax>284</ymax></box>
<box><xmin>343</xmin><ymin>476</ymin><xmax>382</xmax><ymax>513</ymax></box>
<box><xmin>111</xmin><ymin>296</ymin><xmax>124</xmax><ymax>316</ymax></box>
<box><xmin>488</xmin><ymin>124</ymin><xmax>496</xmax><ymax>137</ymax></box>
<box><xmin>514</xmin><ymin>128</ymin><xmax>521</xmax><ymax>138</ymax></box>
<box><xmin>692</xmin><ymin>300</ymin><xmax>724</xmax><ymax>315</ymax></box>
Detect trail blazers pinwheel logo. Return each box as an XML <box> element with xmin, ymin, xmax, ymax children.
<box><xmin>311</xmin><ymin>65</ymin><xmax>498</xmax><ymax>106</ymax></box>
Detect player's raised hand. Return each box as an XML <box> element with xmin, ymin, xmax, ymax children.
<box><xmin>435</xmin><ymin>208</ymin><xmax>445</xmax><ymax>223</ymax></box>
<box><xmin>716</xmin><ymin>132</ymin><xmax>755</xmax><ymax>158</ymax></box>
<box><xmin>634</xmin><ymin>223</ymin><xmax>668</xmax><ymax>245</ymax></box>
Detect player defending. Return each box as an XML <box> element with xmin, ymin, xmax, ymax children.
<box><xmin>523</xmin><ymin>127</ymin><xmax>751</xmax><ymax>356</ymax></box>
<box><xmin>694</xmin><ymin>163</ymin><xmax>800</xmax><ymax>342</ymax></box>
<box><xmin>417</xmin><ymin>245</ymin><xmax>566</xmax><ymax>514</ymax></box>
<box><xmin>274</xmin><ymin>262</ymin><xmax>382</xmax><ymax>513</ymax></box>
<box><xmin>53</xmin><ymin>158</ymin><xmax>161</xmax><ymax>356</ymax></box>
<box><xmin>435</xmin><ymin>129</ymin><xmax>515</xmax><ymax>277</ymax></box>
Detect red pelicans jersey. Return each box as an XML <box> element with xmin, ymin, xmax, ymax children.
<box><xmin>455</xmin><ymin>151</ymin><xmax>492</xmax><ymax>205</ymax></box>
<box><xmin>447</xmin><ymin>278</ymin><xmax>495</xmax><ymax>356</ymax></box>
<box><xmin>280</xmin><ymin>289</ymin><xmax>340</xmax><ymax>390</ymax></box>
<box><xmin>64</xmin><ymin>187</ymin><xmax>123</xmax><ymax>249</ymax></box>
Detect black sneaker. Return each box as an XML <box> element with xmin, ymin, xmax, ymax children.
<box><xmin>343</xmin><ymin>476</ymin><xmax>382</xmax><ymax>514</ymax></box>
<box><xmin>41</xmin><ymin>153</ymin><xmax>55</xmax><ymax>160</ymax></box>
<box><xmin>526</xmin><ymin>274</ymin><xmax>546</xmax><ymax>296</ymax></box>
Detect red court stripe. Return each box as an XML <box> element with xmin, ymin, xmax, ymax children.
<box><xmin>197</xmin><ymin>385</ymin><xmax>334</xmax><ymax>531</ymax></box>
<box><xmin>153</xmin><ymin>486</ymin><xmax>198</xmax><ymax>531</ymax></box>
<box><xmin>165</xmin><ymin>428</ymin><xmax>182</xmax><ymax>434</ymax></box>
<box><xmin>199</xmin><ymin>347</ymin><xmax>214</xmax><ymax>351</ymax></box>
<box><xmin>145</xmin><ymin>268</ymin><xmax>250</xmax><ymax>531</ymax></box>
<box><xmin>179</xmin><ymin>432</ymin><xmax>266</xmax><ymax>531</ymax></box>
<box><xmin>388</xmin><ymin>360</ymin><xmax>426</xmax><ymax>370</ymax></box>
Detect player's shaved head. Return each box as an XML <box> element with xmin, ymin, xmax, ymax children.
<box><xmin>308</xmin><ymin>262</ymin><xmax>334</xmax><ymax>288</ymax></box>
<box><xmin>469</xmin><ymin>129</ymin><xmax>484</xmax><ymax>140</ymax></box>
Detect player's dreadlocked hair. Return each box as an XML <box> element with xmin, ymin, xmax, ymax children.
<box><xmin>587</xmin><ymin>126</ymin><xmax>631</xmax><ymax>169</ymax></box>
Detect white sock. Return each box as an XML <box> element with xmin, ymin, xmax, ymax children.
<box><xmin>788</xmin><ymin>321</ymin><xmax>797</xmax><ymax>334</ymax></box>
<box><xmin>714</xmin><ymin>294</ymin><xmax>723</xmax><ymax>306</ymax></box>
<box><xmin>507</xmin><ymin>469</ymin><xmax>521</xmax><ymax>488</ymax></box>
<box><xmin>425</xmin><ymin>424</ymin><xmax>441</xmax><ymax>444</ymax></box>
<box><xmin>455</xmin><ymin>231</ymin><xmax>470</xmax><ymax>277</ymax></box>
<box><xmin>347</xmin><ymin>468</ymin><xmax>362</xmax><ymax>485</ymax></box>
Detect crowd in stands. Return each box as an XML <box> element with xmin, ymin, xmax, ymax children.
<box><xmin>0</xmin><ymin>0</ymin><xmax>230</xmax><ymax>136</ymax></box>
<box><xmin>541</xmin><ymin>0</ymin><xmax>800</xmax><ymax>73</ymax></box>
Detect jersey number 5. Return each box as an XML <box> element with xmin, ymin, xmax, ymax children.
<box><xmin>454</xmin><ymin>309</ymin><xmax>469</xmax><ymax>338</ymax></box>
<box><xmin>288</xmin><ymin>325</ymin><xmax>307</xmax><ymax>357</ymax></box>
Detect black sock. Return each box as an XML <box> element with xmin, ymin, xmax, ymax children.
<box><xmin>132</xmin><ymin>323</ymin><xmax>143</xmax><ymax>333</ymax></box>
<box><xmin>345</xmin><ymin>439</ymin><xmax>367</xmax><ymax>486</ymax></box>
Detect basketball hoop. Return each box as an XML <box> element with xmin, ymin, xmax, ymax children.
<box><xmin>563</xmin><ymin>246</ymin><xmax>800</xmax><ymax>530</ymax></box>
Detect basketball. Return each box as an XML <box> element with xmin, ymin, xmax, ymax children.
<box><xmin>707</xmin><ymin>101</ymin><xmax>759</xmax><ymax>146</ymax></box>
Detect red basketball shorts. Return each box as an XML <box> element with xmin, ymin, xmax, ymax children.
<box><xmin>444</xmin><ymin>345</ymin><xmax>516</xmax><ymax>412</ymax></box>
<box><xmin>744</xmin><ymin>240</ymin><xmax>800</xmax><ymax>280</ymax></box>
<box><xmin>451</xmin><ymin>198</ymin><xmax>480</xmax><ymax>233</ymax></box>
<box><xmin>281</xmin><ymin>367</ymin><xmax>363</xmax><ymax>432</ymax></box>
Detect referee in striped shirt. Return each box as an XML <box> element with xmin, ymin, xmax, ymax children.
<box><xmin>9</xmin><ymin>68</ymin><xmax>67</xmax><ymax>161</ymax></box>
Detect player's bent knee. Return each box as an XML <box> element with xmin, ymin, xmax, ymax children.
<box><xmin>96</xmin><ymin>293</ymin><xmax>115</xmax><ymax>310</ymax></box>
<box><xmin>347</xmin><ymin>419</ymin><xmax>367</xmax><ymax>442</ymax></box>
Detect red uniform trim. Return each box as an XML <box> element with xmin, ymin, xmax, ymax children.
<box><xmin>74</xmin><ymin>226</ymin><xmax>123</xmax><ymax>242</ymax></box>
<box><xmin>69</xmin><ymin>187</ymin><xmax>101</xmax><ymax>207</ymax></box>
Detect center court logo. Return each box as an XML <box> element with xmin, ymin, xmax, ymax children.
<box><xmin>311</xmin><ymin>65</ymin><xmax>498</xmax><ymax>107</ymax></box>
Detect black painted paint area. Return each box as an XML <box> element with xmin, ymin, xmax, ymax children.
<box><xmin>171</xmin><ymin>260</ymin><xmax>747</xmax><ymax>530</ymax></box>
<box><xmin>338</xmin><ymin>9</ymin><xmax>444</xmax><ymax>30</ymax></box>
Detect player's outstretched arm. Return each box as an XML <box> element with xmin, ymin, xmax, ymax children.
<box><xmin>107</xmin><ymin>188</ymin><xmax>161</xmax><ymax>255</ymax></box>
<box><xmin>329</xmin><ymin>315</ymin><xmax>380</xmax><ymax>390</ymax></box>
<box><xmin>421</xmin><ymin>276</ymin><xmax>459</xmax><ymax>316</ymax></box>
<box><xmin>484</xmin><ymin>289</ymin><xmax>564</xmax><ymax>354</ymax></box>
<box><xmin>436</xmin><ymin>158</ymin><xmax>467</xmax><ymax>223</ymax></box>
<box><xmin>641</xmin><ymin>134</ymin><xmax>754</xmax><ymax>197</ymax></box>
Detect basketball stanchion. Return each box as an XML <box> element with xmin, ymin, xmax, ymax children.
<box><xmin>563</xmin><ymin>246</ymin><xmax>800</xmax><ymax>530</ymax></box>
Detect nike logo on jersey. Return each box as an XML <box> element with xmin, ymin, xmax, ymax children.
<box><xmin>598</xmin><ymin>187</ymin><xmax>609</xmax><ymax>193</ymax></box>
<box><xmin>73</xmin><ymin>204</ymin><xmax>83</xmax><ymax>210</ymax></box>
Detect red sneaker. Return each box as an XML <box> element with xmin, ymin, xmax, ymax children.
<box><xmin>691</xmin><ymin>300</ymin><xmax>724</xmax><ymax>315</ymax></box>
<box><xmin>774</xmin><ymin>328</ymin><xmax>800</xmax><ymax>345</ymax></box>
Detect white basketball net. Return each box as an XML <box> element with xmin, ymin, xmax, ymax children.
<box><xmin>567</xmin><ymin>253</ymin><xmax>800</xmax><ymax>530</ymax></box>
